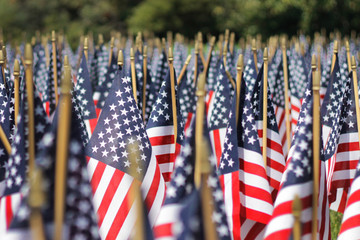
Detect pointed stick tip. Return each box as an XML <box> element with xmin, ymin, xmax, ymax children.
<box><xmin>64</xmin><ymin>55</ymin><xmax>69</xmax><ymax>67</ymax></box>
<box><xmin>168</xmin><ymin>47</ymin><xmax>173</xmax><ymax>61</ymax></box>
<box><xmin>333</xmin><ymin>40</ymin><xmax>338</xmax><ymax>53</ymax></box>
<box><xmin>143</xmin><ymin>45</ymin><xmax>148</xmax><ymax>57</ymax></box>
<box><xmin>25</xmin><ymin>43</ymin><xmax>33</xmax><ymax>63</ymax></box>
<box><xmin>351</xmin><ymin>55</ymin><xmax>356</xmax><ymax>70</ymax></box>
<box><xmin>237</xmin><ymin>54</ymin><xmax>243</xmax><ymax>70</ymax></box>
<box><xmin>311</xmin><ymin>55</ymin><xmax>317</xmax><ymax>70</ymax></box>
<box><xmin>84</xmin><ymin>37</ymin><xmax>89</xmax><ymax>50</ymax></box>
<box><xmin>51</xmin><ymin>30</ymin><xmax>56</xmax><ymax>41</ymax></box>
<box><xmin>0</xmin><ymin>49</ymin><xmax>4</xmax><ymax>64</ymax></box>
<box><xmin>251</xmin><ymin>38</ymin><xmax>256</xmax><ymax>51</ymax></box>
<box><xmin>185</xmin><ymin>54</ymin><xmax>192</xmax><ymax>65</ymax></box>
<box><xmin>110</xmin><ymin>37</ymin><xmax>115</xmax><ymax>48</ymax></box>
<box><xmin>345</xmin><ymin>40</ymin><xmax>350</xmax><ymax>51</ymax></box>
<box><xmin>117</xmin><ymin>50</ymin><xmax>124</xmax><ymax>66</ymax></box>
<box><xmin>14</xmin><ymin>59</ymin><xmax>20</xmax><ymax>75</ymax></box>
<box><xmin>98</xmin><ymin>34</ymin><xmax>104</xmax><ymax>45</ymax></box>
<box><xmin>263</xmin><ymin>47</ymin><xmax>268</xmax><ymax>61</ymax></box>
<box><xmin>210</xmin><ymin>36</ymin><xmax>216</xmax><ymax>46</ymax></box>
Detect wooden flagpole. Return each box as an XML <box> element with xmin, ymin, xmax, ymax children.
<box><xmin>168</xmin><ymin>47</ymin><xmax>177</xmax><ymax>147</ymax></box>
<box><xmin>282</xmin><ymin>38</ymin><xmax>292</xmax><ymax>152</ymax></box>
<box><xmin>42</xmin><ymin>35</ymin><xmax>50</xmax><ymax>68</ymax></box>
<box><xmin>51</xmin><ymin>30</ymin><xmax>59</xmax><ymax>106</ymax></box>
<box><xmin>29</xmin><ymin>168</ymin><xmax>46</xmax><ymax>240</ymax></box>
<box><xmin>193</xmin><ymin>41</ymin><xmax>199</xmax><ymax>84</ymax></box>
<box><xmin>127</xmin><ymin>144</ymin><xmax>145</xmax><ymax>240</ymax></box>
<box><xmin>194</xmin><ymin>73</ymin><xmax>206</xmax><ymax>188</ymax></box>
<box><xmin>218</xmin><ymin>34</ymin><xmax>224</xmax><ymax>58</ymax></box>
<box><xmin>351</xmin><ymin>56</ymin><xmax>360</xmax><ymax>151</ymax></box>
<box><xmin>0</xmin><ymin>49</ymin><xmax>5</xmax><ymax>88</ymax></box>
<box><xmin>262</xmin><ymin>48</ymin><xmax>268</xmax><ymax>170</ymax></box>
<box><xmin>13</xmin><ymin>59</ymin><xmax>20</xmax><ymax>126</ymax></box>
<box><xmin>229</xmin><ymin>32</ymin><xmax>235</xmax><ymax>55</ymax></box>
<box><xmin>176</xmin><ymin>55</ymin><xmax>191</xmax><ymax>85</ymax></box>
<box><xmin>312</xmin><ymin>68</ymin><xmax>320</xmax><ymax>240</ymax></box>
<box><xmin>25</xmin><ymin>43</ymin><xmax>36</xmax><ymax>178</ymax></box>
<box><xmin>108</xmin><ymin>37</ymin><xmax>115</xmax><ymax>67</ymax></box>
<box><xmin>97</xmin><ymin>33</ymin><xmax>104</xmax><ymax>50</ymax></box>
<box><xmin>2</xmin><ymin>46</ymin><xmax>7</xmax><ymax>70</ymax></box>
<box><xmin>252</xmin><ymin>39</ymin><xmax>258</xmax><ymax>73</ymax></box>
<box><xmin>292</xmin><ymin>194</ymin><xmax>302</xmax><ymax>240</ymax></box>
<box><xmin>203</xmin><ymin>36</ymin><xmax>216</xmax><ymax>77</ymax></box>
<box><xmin>197</xmin><ymin>32</ymin><xmax>206</xmax><ymax>67</ymax></box>
<box><xmin>330</xmin><ymin>40</ymin><xmax>338</xmax><ymax>74</ymax></box>
<box><xmin>142</xmin><ymin>46</ymin><xmax>148</xmax><ymax>122</ymax></box>
<box><xmin>130</xmin><ymin>48</ymin><xmax>138</xmax><ymax>103</ymax></box>
<box><xmin>84</xmin><ymin>36</ymin><xmax>89</xmax><ymax>62</ymax></box>
<box><xmin>223</xmin><ymin>42</ymin><xmax>228</xmax><ymax>69</ymax></box>
<box><xmin>200</xmin><ymin>140</ymin><xmax>218</xmax><ymax>240</ymax></box>
<box><xmin>236</xmin><ymin>54</ymin><xmax>243</xmax><ymax>125</ymax></box>
<box><xmin>346</xmin><ymin>41</ymin><xmax>351</xmax><ymax>73</ymax></box>
<box><xmin>54</xmin><ymin>55</ymin><xmax>72</xmax><ymax>240</ymax></box>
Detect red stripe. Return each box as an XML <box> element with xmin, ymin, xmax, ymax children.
<box><xmin>162</xmin><ymin>172</ymin><xmax>172</xmax><ymax>182</ymax></box>
<box><xmin>156</xmin><ymin>154</ymin><xmax>175</xmax><ymax>165</ymax></box>
<box><xmin>5</xmin><ymin>196</ymin><xmax>13</xmax><ymax>228</ymax></box>
<box><xmin>243</xmin><ymin>221</ymin><xmax>266</xmax><ymax>240</ymax></box>
<box><xmin>144</xmin><ymin>163</ymin><xmax>162</xmax><ymax>211</ymax></box>
<box><xmin>271</xmin><ymin>195</ymin><xmax>312</xmax><ymax>219</ymax></box>
<box><xmin>184</xmin><ymin>112</ymin><xmax>193</xmax><ymax>132</ymax></box>
<box><xmin>344</xmin><ymin>189</ymin><xmax>360</xmax><ymax>207</ymax></box>
<box><xmin>334</xmin><ymin>160</ymin><xmax>358</xmax><ymax>172</ymax></box>
<box><xmin>149</xmin><ymin>135</ymin><xmax>174</xmax><ymax>146</ymax></box>
<box><xmin>90</xmin><ymin>161</ymin><xmax>106</xmax><ymax>193</ymax></box>
<box><xmin>337</xmin><ymin>141</ymin><xmax>360</xmax><ymax>152</ymax></box>
<box><xmin>154</xmin><ymin>223</ymin><xmax>173</xmax><ymax>238</ymax></box>
<box><xmin>213</xmin><ymin>129</ymin><xmax>223</xmax><ymax>167</ymax></box>
<box><xmin>239</xmin><ymin>159</ymin><xmax>268</xmax><ymax>178</ymax></box>
<box><xmin>206</xmin><ymin>90</ymin><xmax>214</xmax><ymax>115</ymax></box>
<box><xmin>239</xmin><ymin>181</ymin><xmax>273</xmax><ymax>206</ymax></box>
<box><xmin>105</xmin><ymin>182</ymin><xmax>135</xmax><ymax>240</ymax></box>
<box><xmin>240</xmin><ymin>207</ymin><xmax>271</xmax><ymax>225</ymax></box>
<box><xmin>97</xmin><ymin>170</ymin><xmax>125</xmax><ymax>227</ymax></box>
<box><xmin>340</xmin><ymin>215</ymin><xmax>360</xmax><ymax>234</ymax></box>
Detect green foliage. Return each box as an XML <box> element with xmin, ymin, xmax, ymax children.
<box><xmin>0</xmin><ymin>0</ymin><xmax>360</xmax><ymax>48</ymax></box>
<box><xmin>330</xmin><ymin>210</ymin><xmax>343</xmax><ymax>239</ymax></box>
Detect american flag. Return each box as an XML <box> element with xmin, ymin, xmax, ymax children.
<box><xmin>33</xmin><ymin>43</ymin><xmax>48</xmax><ymax>96</ymax></box>
<box><xmin>0</xmin><ymin>79</ymin><xmax>12</xmax><ymax>196</ymax></box>
<box><xmin>146</xmin><ymin>68</ymin><xmax>184</xmax><ymax>183</ymax></box>
<box><xmin>178</xmin><ymin>67</ymin><xmax>196</xmax><ymax>132</ymax></box>
<box><xmin>97</xmin><ymin>51</ymin><xmax>118</xmax><ymax>109</ymax></box>
<box><xmin>288</xmin><ymin>52</ymin><xmax>308</xmax><ymax>133</ymax></box>
<box><xmin>252</xmin><ymin>64</ymin><xmax>285</xmax><ymax>197</ymax></box>
<box><xmin>7</xmin><ymin>92</ymin><xmax>99</xmax><ymax>239</ymax></box>
<box><xmin>205</xmin><ymin>51</ymin><xmax>219</xmax><ymax>116</ymax></box>
<box><xmin>271</xmin><ymin>57</ymin><xmax>290</xmax><ymax>156</ymax></box>
<box><xmin>154</xmin><ymin>113</ymin><xmax>231</xmax><ymax>240</ymax></box>
<box><xmin>218</xmin><ymin>82</ymin><xmax>241</xmax><ymax>240</ymax></box>
<box><xmin>146</xmin><ymin>50</ymin><xmax>168</xmax><ymax>121</ymax></box>
<box><xmin>76</xmin><ymin>53</ymin><xmax>97</xmax><ymax>137</ymax></box>
<box><xmin>207</xmin><ymin>62</ymin><xmax>232</xmax><ymax>166</ymax></box>
<box><xmin>86</xmin><ymin>72</ymin><xmax>165</xmax><ymax>239</ymax></box>
<box><xmin>337</xmin><ymin>159</ymin><xmax>360</xmax><ymax>239</ymax></box>
<box><xmin>243</xmin><ymin>55</ymin><xmax>258</xmax><ymax>94</ymax></box>
<box><xmin>324</xmin><ymin>72</ymin><xmax>360</xmax><ymax>213</ymax></box>
<box><xmin>236</xmin><ymin>75</ymin><xmax>273</xmax><ymax>240</ymax></box>
<box><xmin>264</xmin><ymin>75</ymin><xmax>330</xmax><ymax>240</ymax></box>
<box><xmin>0</xmin><ymin>76</ymin><xmax>50</xmax><ymax>234</ymax></box>
<box><xmin>42</xmin><ymin>44</ymin><xmax>61</xmax><ymax>116</ymax></box>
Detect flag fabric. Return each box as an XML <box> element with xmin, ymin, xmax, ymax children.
<box><xmin>236</xmin><ymin>75</ymin><xmax>273</xmax><ymax>240</ymax></box>
<box><xmin>205</xmin><ymin>50</ymin><xmax>219</xmax><ymax>116</ymax></box>
<box><xmin>42</xmin><ymin>44</ymin><xmax>61</xmax><ymax>116</ymax></box>
<box><xmin>217</xmin><ymin>80</ymin><xmax>241</xmax><ymax>240</ymax></box>
<box><xmin>207</xmin><ymin>62</ymin><xmax>232</xmax><ymax>166</ymax></box>
<box><xmin>6</xmin><ymin>87</ymin><xmax>99</xmax><ymax>239</ymax></box>
<box><xmin>86</xmin><ymin>71</ymin><xmax>165</xmax><ymax>240</ymax></box>
<box><xmin>337</xmin><ymin>159</ymin><xmax>360</xmax><ymax>239</ymax></box>
<box><xmin>251</xmin><ymin>64</ymin><xmax>285</xmax><ymax>198</ymax></box>
<box><xmin>33</xmin><ymin>43</ymin><xmax>48</xmax><ymax>96</ymax></box>
<box><xmin>178</xmin><ymin>67</ymin><xmax>196</xmax><ymax>133</ymax></box>
<box><xmin>288</xmin><ymin>52</ymin><xmax>308</xmax><ymax>133</ymax></box>
<box><xmin>76</xmin><ymin>53</ymin><xmax>97</xmax><ymax>137</ymax></box>
<box><xmin>0</xmin><ymin>74</ymin><xmax>50</xmax><ymax>234</ymax></box>
<box><xmin>264</xmin><ymin>75</ymin><xmax>330</xmax><ymax>240</ymax></box>
<box><xmin>243</xmin><ymin>55</ymin><xmax>258</xmax><ymax>94</ymax></box>
<box><xmin>271</xmin><ymin>57</ymin><xmax>290</xmax><ymax>156</ymax></box>
<box><xmin>324</xmin><ymin>72</ymin><xmax>360</xmax><ymax>213</ymax></box>
<box><xmin>154</xmin><ymin>112</ymin><xmax>231</xmax><ymax>240</ymax></box>
<box><xmin>146</xmin><ymin>68</ymin><xmax>184</xmax><ymax>183</ymax></box>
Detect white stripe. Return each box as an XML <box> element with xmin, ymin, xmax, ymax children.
<box><xmin>273</xmin><ymin>181</ymin><xmax>312</xmax><ymax>207</ymax></box>
<box><xmin>99</xmin><ymin>173</ymin><xmax>133</xmax><ymax>239</ymax></box>
<box><xmin>152</xmin><ymin>144</ymin><xmax>175</xmax><ymax>155</ymax></box>
<box><xmin>332</xmin><ymin>169</ymin><xmax>357</xmax><ymax>181</ymax></box>
<box><xmin>146</xmin><ymin>126</ymin><xmax>174</xmax><ymax>138</ymax></box>
<box><xmin>241</xmin><ymin>219</ymin><xmax>265</xmax><ymax>240</ymax></box>
<box><xmin>85</xmin><ymin>119</ymin><xmax>92</xmax><ymax>138</ymax></box>
<box><xmin>155</xmin><ymin>204</ymin><xmax>182</xmax><ymax>225</ymax></box>
<box><xmin>0</xmin><ymin>197</ymin><xmax>6</xmax><ymax>235</ymax></box>
<box><xmin>92</xmin><ymin>165</ymin><xmax>116</xmax><ymax>212</ymax></box>
<box><xmin>115</xmin><ymin>200</ymin><xmax>136</xmax><ymax>240</ymax></box>
<box><xmin>240</xmin><ymin>193</ymin><xmax>273</xmax><ymax>215</ymax></box>
<box><xmin>239</xmin><ymin>170</ymin><xmax>271</xmax><ymax>192</ymax></box>
<box><xmin>338</xmin><ymin>227</ymin><xmax>360</xmax><ymax>240</ymax></box>
<box><xmin>87</xmin><ymin>157</ymin><xmax>99</xmax><ymax>180</ymax></box>
<box><xmin>336</xmin><ymin>151</ymin><xmax>360</xmax><ymax>162</ymax></box>
<box><xmin>223</xmin><ymin>173</ymin><xmax>234</xmax><ymax>234</ymax></box>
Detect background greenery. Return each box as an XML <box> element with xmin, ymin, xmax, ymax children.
<box><xmin>1</xmin><ymin>0</ymin><xmax>360</xmax><ymax>48</ymax></box>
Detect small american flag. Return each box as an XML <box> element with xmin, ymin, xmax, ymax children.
<box><xmin>86</xmin><ymin>71</ymin><xmax>165</xmax><ymax>239</ymax></box>
<box><xmin>146</xmin><ymin>68</ymin><xmax>184</xmax><ymax>183</ymax></box>
<box><xmin>264</xmin><ymin>75</ymin><xmax>330</xmax><ymax>240</ymax></box>
<box><xmin>338</xmin><ymin>159</ymin><xmax>360</xmax><ymax>239</ymax></box>
<box><xmin>252</xmin><ymin>64</ymin><xmax>285</xmax><ymax>198</ymax></box>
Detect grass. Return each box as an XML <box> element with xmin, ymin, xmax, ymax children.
<box><xmin>330</xmin><ymin>210</ymin><xmax>343</xmax><ymax>239</ymax></box>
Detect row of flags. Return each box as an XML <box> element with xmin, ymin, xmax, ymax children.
<box><xmin>0</xmin><ymin>31</ymin><xmax>358</xmax><ymax>240</ymax></box>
